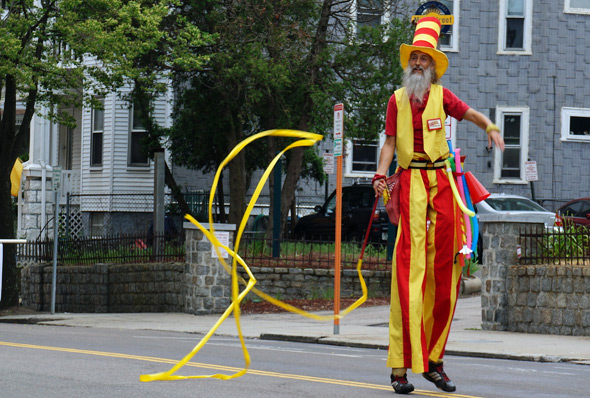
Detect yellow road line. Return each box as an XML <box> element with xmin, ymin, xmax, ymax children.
<box><xmin>0</xmin><ymin>341</ymin><xmax>485</xmax><ymax>397</ymax></box>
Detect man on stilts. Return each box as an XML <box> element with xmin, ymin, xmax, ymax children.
<box><xmin>372</xmin><ymin>17</ymin><xmax>504</xmax><ymax>394</ymax></box>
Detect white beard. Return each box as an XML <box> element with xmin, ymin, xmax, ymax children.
<box><xmin>402</xmin><ymin>65</ymin><xmax>433</xmax><ymax>104</ymax></box>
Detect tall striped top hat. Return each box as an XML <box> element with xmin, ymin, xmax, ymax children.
<box><xmin>400</xmin><ymin>16</ymin><xmax>448</xmax><ymax>78</ymax></box>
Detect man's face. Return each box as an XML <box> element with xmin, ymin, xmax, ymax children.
<box><xmin>409</xmin><ymin>51</ymin><xmax>432</xmax><ymax>75</ymax></box>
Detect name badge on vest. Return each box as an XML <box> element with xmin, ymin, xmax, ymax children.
<box><xmin>427</xmin><ymin>118</ymin><xmax>442</xmax><ymax>131</ymax></box>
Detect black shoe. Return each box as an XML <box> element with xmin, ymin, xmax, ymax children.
<box><xmin>390</xmin><ymin>373</ymin><xmax>414</xmax><ymax>394</ymax></box>
<box><xmin>422</xmin><ymin>361</ymin><xmax>456</xmax><ymax>392</ymax></box>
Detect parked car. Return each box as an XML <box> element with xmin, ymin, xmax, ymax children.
<box><xmin>294</xmin><ymin>184</ymin><xmax>392</xmax><ymax>243</ymax></box>
<box><xmin>475</xmin><ymin>193</ymin><xmax>556</xmax><ymax>228</ymax></box>
<box><xmin>474</xmin><ymin>193</ymin><xmax>557</xmax><ymax>264</ymax></box>
<box><xmin>556</xmin><ymin>198</ymin><xmax>590</xmax><ymax>227</ymax></box>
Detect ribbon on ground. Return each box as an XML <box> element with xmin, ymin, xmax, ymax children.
<box><xmin>140</xmin><ymin>129</ymin><xmax>369</xmax><ymax>382</ymax></box>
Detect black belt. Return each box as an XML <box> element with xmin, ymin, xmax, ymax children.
<box><xmin>408</xmin><ymin>159</ymin><xmax>447</xmax><ymax>169</ymax></box>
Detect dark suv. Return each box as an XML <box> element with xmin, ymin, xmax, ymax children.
<box><xmin>294</xmin><ymin>184</ymin><xmax>393</xmax><ymax>242</ymax></box>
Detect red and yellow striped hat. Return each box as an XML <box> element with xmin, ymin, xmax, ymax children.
<box><xmin>400</xmin><ymin>16</ymin><xmax>448</xmax><ymax>78</ymax></box>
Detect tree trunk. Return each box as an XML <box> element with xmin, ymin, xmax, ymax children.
<box><xmin>0</xmin><ymin>172</ymin><xmax>18</xmax><ymax>309</ymax></box>
<box><xmin>278</xmin><ymin>0</ymin><xmax>332</xmax><ymax>236</ymax></box>
<box><xmin>226</xmin><ymin>124</ymin><xmax>247</xmax><ymax>226</ymax></box>
<box><xmin>216</xmin><ymin>174</ymin><xmax>226</xmax><ymax>223</ymax></box>
<box><xmin>266</xmin><ymin>136</ymin><xmax>277</xmax><ymax>240</ymax></box>
<box><xmin>279</xmin><ymin>146</ymin><xmax>305</xmax><ymax>237</ymax></box>
<box><xmin>164</xmin><ymin>161</ymin><xmax>192</xmax><ymax>216</ymax></box>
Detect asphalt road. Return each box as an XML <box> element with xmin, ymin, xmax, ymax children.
<box><xmin>0</xmin><ymin>323</ymin><xmax>588</xmax><ymax>398</ymax></box>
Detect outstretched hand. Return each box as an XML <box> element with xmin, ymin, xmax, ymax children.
<box><xmin>487</xmin><ymin>130</ymin><xmax>505</xmax><ymax>152</ymax></box>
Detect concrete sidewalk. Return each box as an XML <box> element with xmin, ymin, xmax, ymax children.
<box><xmin>1</xmin><ymin>296</ymin><xmax>589</xmax><ymax>366</ymax></box>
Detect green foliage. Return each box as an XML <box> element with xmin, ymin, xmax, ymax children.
<box><xmin>167</xmin><ymin>0</ymin><xmax>414</xmax><ymax>181</ymax></box>
<box><xmin>308</xmin><ymin>287</ymin><xmax>334</xmax><ymax>300</ymax></box>
<box><xmin>463</xmin><ymin>257</ymin><xmax>481</xmax><ymax>276</ymax></box>
<box><xmin>541</xmin><ymin>222</ymin><xmax>590</xmax><ymax>259</ymax></box>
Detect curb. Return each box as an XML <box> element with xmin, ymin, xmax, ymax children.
<box><xmin>259</xmin><ymin>334</ymin><xmax>590</xmax><ymax>366</ymax></box>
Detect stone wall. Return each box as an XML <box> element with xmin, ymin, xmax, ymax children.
<box><xmin>20</xmin><ymin>263</ymin><xmax>184</xmax><ymax>313</ymax></box>
<box><xmin>238</xmin><ymin>267</ymin><xmax>391</xmax><ymax>300</ymax></box>
<box><xmin>506</xmin><ymin>265</ymin><xmax>590</xmax><ymax>336</ymax></box>
<box><xmin>479</xmin><ymin>213</ymin><xmax>590</xmax><ymax>336</ymax></box>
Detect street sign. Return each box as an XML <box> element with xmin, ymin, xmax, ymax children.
<box><xmin>323</xmin><ymin>153</ymin><xmax>334</xmax><ymax>175</ymax></box>
<box><xmin>333</xmin><ymin>138</ymin><xmax>343</xmax><ymax>157</ymax></box>
<box><xmin>334</xmin><ymin>103</ymin><xmax>343</xmax><ymax>139</ymax></box>
<box><xmin>411</xmin><ymin>1</ymin><xmax>454</xmax><ymax>34</ymax></box>
<box><xmin>525</xmin><ymin>161</ymin><xmax>538</xmax><ymax>181</ymax></box>
<box><xmin>52</xmin><ymin>166</ymin><xmax>62</xmax><ymax>191</ymax></box>
<box><xmin>211</xmin><ymin>231</ymin><xmax>229</xmax><ymax>258</ymax></box>
<box><xmin>334</xmin><ymin>103</ymin><xmax>344</xmax><ymax>157</ymax></box>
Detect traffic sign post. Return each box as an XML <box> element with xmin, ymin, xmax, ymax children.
<box><xmin>333</xmin><ymin>103</ymin><xmax>343</xmax><ymax>335</ymax></box>
<box><xmin>525</xmin><ymin>161</ymin><xmax>538</xmax><ymax>181</ymax></box>
<box><xmin>525</xmin><ymin>160</ymin><xmax>538</xmax><ymax>202</ymax></box>
<box><xmin>51</xmin><ymin>166</ymin><xmax>62</xmax><ymax>314</ymax></box>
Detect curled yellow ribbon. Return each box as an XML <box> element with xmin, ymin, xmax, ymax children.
<box><xmin>140</xmin><ymin>129</ymin><xmax>368</xmax><ymax>382</ymax></box>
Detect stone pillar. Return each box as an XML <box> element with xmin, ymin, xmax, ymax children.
<box><xmin>479</xmin><ymin>214</ymin><xmax>545</xmax><ymax>331</ymax></box>
<box><xmin>184</xmin><ymin>222</ymin><xmax>235</xmax><ymax>314</ymax></box>
<box><xmin>19</xmin><ymin>164</ymin><xmax>55</xmax><ymax>241</ymax></box>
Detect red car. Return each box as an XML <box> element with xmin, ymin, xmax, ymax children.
<box><xmin>556</xmin><ymin>198</ymin><xmax>590</xmax><ymax>227</ymax></box>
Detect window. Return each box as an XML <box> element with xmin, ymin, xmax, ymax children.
<box><xmin>351</xmin><ymin>139</ymin><xmax>379</xmax><ymax>172</ymax></box>
<box><xmin>129</xmin><ymin>103</ymin><xmax>149</xmax><ymax>166</ymax></box>
<box><xmin>345</xmin><ymin>134</ymin><xmax>386</xmax><ymax>177</ymax></box>
<box><xmin>561</xmin><ymin>107</ymin><xmax>590</xmax><ymax>142</ymax></box>
<box><xmin>494</xmin><ymin>107</ymin><xmax>530</xmax><ymax>183</ymax></box>
<box><xmin>356</xmin><ymin>0</ymin><xmax>383</xmax><ymax>32</ymax></box>
<box><xmin>565</xmin><ymin>0</ymin><xmax>590</xmax><ymax>14</ymax></box>
<box><xmin>438</xmin><ymin>0</ymin><xmax>459</xmax><ymax>52</ymax></box>
<box><xmin>498</xmin><ymin>0</ymin><xmax>533</xmax><ymax>54</ymax></box>
<box><xmin>90</xmin><ymin>100</ymin><xmax>104</xmax><ymax>167</ymax></box>
<box><xmin>90</xmin><ymin>212</ymin><xmax>105</xmax><ymax>238</ymax></box>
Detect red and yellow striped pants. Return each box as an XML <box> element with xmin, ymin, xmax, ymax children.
<box><xmin>386</xmin><ymin>166</ymin><xmax>462</xmax><ymax>373</ymax></box>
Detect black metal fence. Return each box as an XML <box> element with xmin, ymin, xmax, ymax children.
<box><xmin>519</xmin><ymin>226</ymin><xmax>590</xmax><ymax>265</ymax></box>
<box><xmin>17</xmin><ymin>233</ymin><xmax>185</xmax><ymax>266</ymax></box>
<box><xmin>237</xmin><ymin>234</ymin><xmax>394</xmax><ymax>270</ymax></box>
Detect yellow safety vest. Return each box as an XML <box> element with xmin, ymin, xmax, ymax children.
<box><xmin>395</xmin><ymin>84</ymin><xmax>449</xmax><ymax>169</ymax></box>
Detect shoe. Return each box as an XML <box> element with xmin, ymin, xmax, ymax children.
<box><xmin>422</xmin><ymin>361</ymin><xmax>456</xmax><ymax>392</ymax></box>
<box><xmin>390</xmin><ymin>373</ymin><xmax>414</xmax><ymax>394</ymax></box>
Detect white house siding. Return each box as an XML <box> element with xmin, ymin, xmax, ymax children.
<box><xmin>78</xmin><ymin>86</ymin><xmax>173</xmax><ymax>214</ymax></box>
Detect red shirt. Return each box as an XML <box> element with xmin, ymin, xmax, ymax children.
<box><xmin>385</xmin><ymin>87</ymin><xmax>470</xmax><ymax>153</ymax></box>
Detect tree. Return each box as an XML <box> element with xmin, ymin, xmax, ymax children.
<box><xmin>167</xmin><ymin>0</ymin><xmax>413</xmax><ymax>232</ymax></box>
<box><xmin>0</xmin><ymin>0</ymin><xmax>213</xmax><ymax>308</ymax></box>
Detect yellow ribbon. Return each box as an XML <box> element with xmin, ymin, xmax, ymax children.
<box><xmin>140</xmin><ymin>129</ymin><xmax>368</xmax><ymax>382</ymax></box>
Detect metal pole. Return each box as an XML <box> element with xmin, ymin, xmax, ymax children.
<box><xmin>51</xmin><ymin>190</ymin><xmax>60</xmax><ymax>314</ymax></box>
<box><xmin>66</xmin><ymin>193</ymin><xmax>71</xmax><ymax>239</ymax></box>
<box><xmin>272</xmin><ymin>156</ymin><xmax>282</xmax><ymax>258</ymax></box>
<box><xmin>154</xmin><ymin>149</ymin><xmax>165</xmax><ymax>257</ymax></box>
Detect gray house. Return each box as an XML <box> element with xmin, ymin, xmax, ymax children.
<box><xmin>440</xmin><ymin>0</ymin><xmax>590</xmax><ymax>209</ymax></box>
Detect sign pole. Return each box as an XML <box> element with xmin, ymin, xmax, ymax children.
<box><xmin>51</xmin><ymin>167</ymin><xmax>62</xmax><ymax>314</ymax></box>
<box><xmin>333</xmin><ymin>103</ymin><xmax>344</xmax><ymax>335</ymax></box>
<box><xmin>525</xmin><ymin>160</ymin><xmax>538</xmax><ymax>203</ymax></box>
